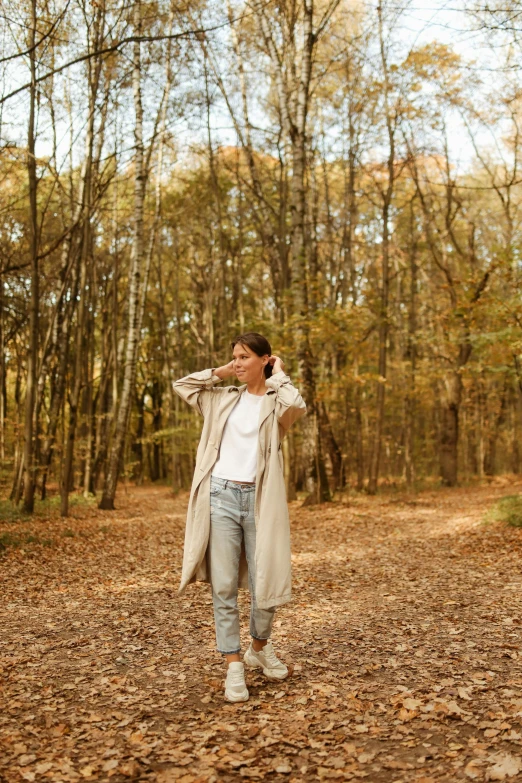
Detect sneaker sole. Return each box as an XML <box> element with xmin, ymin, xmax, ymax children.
<box><xmin>262</xmin><ymin>670</ymin><xmax>289</xmax><ymax>681</ymax></box>
<box><xmin>224</xmin><ymin>689</ymin><xmax>249</xmax><ymax>703</ymax></box>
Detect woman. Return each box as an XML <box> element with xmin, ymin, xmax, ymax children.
<box><xmin>173</xmin><ymin>332</ymin><xmax>306</xmax><ymax>702</ymax></box>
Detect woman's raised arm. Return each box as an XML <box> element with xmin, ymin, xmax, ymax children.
<box><xmin>266</xmin><ymin>369</ymin><xmax>307</xmax><ymax>432</ymax></box>
<box><xmin>173</xmin><ymin>362</ymin><xmax>235</xmax><ymax>417</ymax></box>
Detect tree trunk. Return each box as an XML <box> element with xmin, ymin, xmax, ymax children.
<box><xmin>60</xmin><ymin>232</ymin><xmax>90</xmax><ymax>515</ymax></box>
<box><xmin>91</xmin><ymin>313</ymin><xmax>113</xmax><ymax>493</ymax></box>
<box><xmin>23</xmin><ymin>0</ymin><xmax>39</xmax><ymax>513</ymax></box>
<box><xmin>39</xmin><ymin>263</ymin><xmax>78</xmax><ymax>500</ymax></box>
<box><xmin>100</xmin><ymin>2</ymin><xmax>146</xmax><ymax>509</ymax></box>
<box><xmin>341</xmin><ymin>61</ymin><xmax>358</xmax><ymax>308</ymax></box>
<box><xmin>60</xmin><ymin>8</ymin><xmax>103</xmax><ymax>516</ymax></box>
<box><xmin>294</xmin><ymin>139</ymin><xmax>330</xmax><ymax>504</ymax></box>
<box><xmin>367</xmin><ymin>2</ymin><xmax>395</xmax><ymax>495</ymax></box>
<box><xmin>352</xmin><ymin>368</ymin><xmax>365</xmax><ymax>491</ymax></box>
<box><xmin>82</xmin><ymin>311</ymin><xmax>96</xmax><ymax>496</ymax></box>
<box><xmin>319</xmin><ymin>402</ymin><xmax>344</xmax><ymax>492</ymax></box>
<box><xmin>10</xmin><ymin>354</ymin><xmax>24</xmax><ymax>503</ymax></box>
<box><xmin>131</xmin><ymin>387</ymin><xmax>146</xmax><ymax>483</ymax></box>
<box><xmin>477</xmin><ymin>379</ymin><xmax>485</xmax><ymax>479</ymax></box>
<box><xmin>440</xmin><ymin>370</ymin><xmax>462</xmax><ymax>486</ymax></box>
<box><xmin>151</xmin><ymin>377</ymin><xmax>162</xmax><ymax>482</ymax></box>
<box><xmin>404</xmin><ymin>199</ymin><xmax>418</xmax><ymax>488</ymax></box>
<box><xmin>291</xmin><ymin>6</ymin><xmax>329</xmax><ymax>505</ymax></box>
<box><xmin>484</xmin><ymin>376</ymin><xmax>508</xmax><ymax>476</ymax></box>
<box><xmin>0</xmin><ymin>272</ymin><xmax>5</xmax><ymax>464</ymax></box>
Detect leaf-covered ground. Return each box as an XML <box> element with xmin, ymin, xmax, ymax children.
<box><xmin>2</xmin><ymin>480</ymin><xmax>522</xmax><ymax>783</ymax></box>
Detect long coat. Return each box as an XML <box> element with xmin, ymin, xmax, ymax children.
<box><xmin>173</xmin><ymin>369</ymin><xmax>306</xmax><ymax>609</ymax></box>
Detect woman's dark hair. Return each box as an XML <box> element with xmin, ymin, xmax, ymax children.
<box><xmin>231</xmin><ymin>332</ymin><xmax>273</xmax><ymax>378</ymax></box>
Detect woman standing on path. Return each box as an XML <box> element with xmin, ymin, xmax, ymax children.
<box><xmin>173</xmin><ymin>332</ymin><xmax>306</xmax><ymax>703</ymax></box>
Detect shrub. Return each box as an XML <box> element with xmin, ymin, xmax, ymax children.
<box><xmin>485</xmin><ymin>495</ymin><xmax>522</xmax><ymax>527</ymax></box>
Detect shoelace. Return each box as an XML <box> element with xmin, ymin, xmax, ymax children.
<box><xmin>262</xmin><ymin>644</ymin><xmax>281</xmax><ymax>668</ymax></box>
<box><xmin>228</xmin><ymin>668</ymin><xmax>246</xmax><ymax>687</ymax></box>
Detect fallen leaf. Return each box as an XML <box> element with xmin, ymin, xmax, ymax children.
<box><xmin>35</xmin><ymin>762</ymin><xmax>53</xmax><ymax>774</ymax></box>
<box><xmin>18</xmin><ymin>755</ymin><xmax>37</xmax><ymax>766</ymax></box>
<box><xmin>465</xmin><ymin>760</ymin><xmax>484</xmax><ymax>780</ymax></box>
<box><xmin>484</xmin><ymin>728</ymin><xmax>500</xmax><ymax>738</ymax></box>
<box><xmin>402</xmin><ymin>697</ymin><xmax>422</xmax><ymax>710</ymax></box>
<box><xmin>487</xmin><ymin>754</ymin><xmax>522</xmax><ymax>780</ymax></box>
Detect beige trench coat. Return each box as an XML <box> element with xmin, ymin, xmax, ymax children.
<box><xmin>173</xmin><ymin>369</ymin><xmax>306</xmax><ymax>609</ymax></box>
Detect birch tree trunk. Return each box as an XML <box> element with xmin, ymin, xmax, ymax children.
<box><xmin>99</xmin><ymin>2</ymin><xmax>146</xmax><ymax>509</ymax></box>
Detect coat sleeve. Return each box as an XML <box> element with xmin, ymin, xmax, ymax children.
<box><xmin>173</xmin><ymin>368</ymin><xmax>226</xmax><ymax>417</ymax></box>
<box><xmin>265</xmin><ymin>371</ymin><xmax>307</xmax><ymax>432</ymax></box>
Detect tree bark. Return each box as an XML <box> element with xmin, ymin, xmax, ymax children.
<box><xmin>440</xmin><ymin>371</ymin><xmax>462</xmax><ymax>486</ymax></box>
<box><xmin>484</xmin><ymin>376</ymin><xmax>508</xmax><ymax>476</ymax></box>
<box><xmin>0</xmin><ymin>271</ymin><xmax>5</xmax><ymax>464</ymax></box>
<box><xmin>100</xmin><ymin>2</ymin><xmax>146</xmax><ymax>509</ymax></box>
<box><xmin>368</xmin><ymin>2</ymin><xmax>395</xmax><ymax>495</ymax></box>
<box><xmin>23</xmin><ymin>0</ymin><xmax>39</xmax><ymax>513</ymax></box>
<box><xmin>404</xmin><ymin>198</ymin><xmax>418</xmax><ymax>488</ymax></box>
<box><xmin>60</xmin><ymin>3</ymin><xmax>103</xmax><ymax>516</ymax></box>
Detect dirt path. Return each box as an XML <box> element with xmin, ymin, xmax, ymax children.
<box><xmin>2</xmin><ymin>481</ymin><xmax>522</xmax><ymax>783</ymax></box>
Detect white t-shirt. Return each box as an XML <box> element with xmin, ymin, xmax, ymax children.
<box><xmin>212</xmin><ymin>390</ymin><xmax>264</xmax><ymax>483</ymax></box>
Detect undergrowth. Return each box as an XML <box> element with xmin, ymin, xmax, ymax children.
<box><xmin>0</xmin><ymin>531</ymin><xmax>53</xmax><ymax>553</ymax></box>
<box><xmin>485</xmin><ymin>494</ymin><xmax>522</xmax><ymax>527</ymax></box>
<box><xmin>0</xmin><ymin>492</ymin><xmax>96</xmax><ymax>524</ymax></box>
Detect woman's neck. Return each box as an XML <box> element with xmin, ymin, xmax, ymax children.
<box><xmin>246</xmin><ymin>377</ymin><xmax>267</xmax><ymax>396</ymax></box>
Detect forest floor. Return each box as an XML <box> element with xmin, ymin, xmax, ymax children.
<box><xmin>2</xmin><ymin>479</ymin><xmax>522</xmax><ymax>783</ymax></box>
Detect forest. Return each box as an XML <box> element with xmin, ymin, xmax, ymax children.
<box><xmin>4</xmin><ymin>4</ymin><xmax>522</xmax><ymax>782</ymax></box>
<box><xmin>1</xmin><ymin>0</ymin><xmax>521</xmax><ymax>512</ymax></box>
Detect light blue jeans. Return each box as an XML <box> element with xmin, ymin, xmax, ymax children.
<box><xmin>208</xmin><ymin>477</ymin><xmax>275</xmax><ymax>654</ymax></box>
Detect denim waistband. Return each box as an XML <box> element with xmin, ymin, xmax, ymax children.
<box><xmin>210</xmin><ymin>476</ymin><xmax>256</xmax><ymax>492</ymax></box>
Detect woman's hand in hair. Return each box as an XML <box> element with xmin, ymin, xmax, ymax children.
<box><xmin>269</xmin><ymin>355</ymin><xmax>285</xmax><ymax>374</ymax></box>
<box><xmin>214</xmin><ymin>360</ymin><xmax>236</xmax><ymax>380</ymax></box>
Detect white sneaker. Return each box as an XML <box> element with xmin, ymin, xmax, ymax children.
<box><xmin>224</xmin><ymin>661</ymin><xmax>249</xmax><ymax>702</ymax></box>
<box><xmin>244</xmin><ymin>640</ymin><xmax>289</xmax><ymax>681</ymax></box>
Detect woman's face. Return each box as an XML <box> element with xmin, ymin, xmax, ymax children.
<box><xmin>232</xmin><ymin>343</ymin><xmax>268</xmax><ymax>384</ymax></box>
